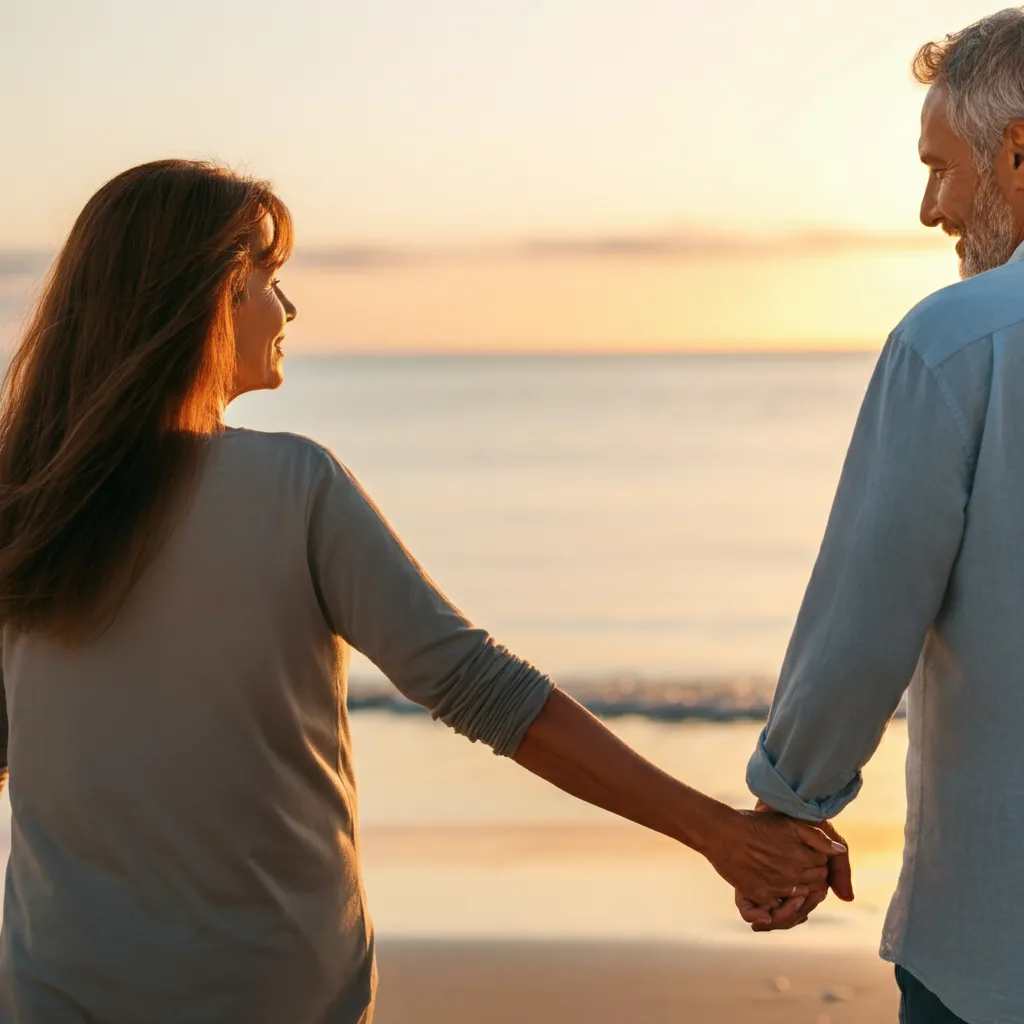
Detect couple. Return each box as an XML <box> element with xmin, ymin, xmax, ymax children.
<box><xmin>0</xmin><ymin>8</ymin><xmax>1020</xmax><ymax>1023</ymax></box>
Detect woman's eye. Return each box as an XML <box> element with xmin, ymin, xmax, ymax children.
<box><xmin>269</xmin><ymin>278</ymin><xmax>281</xmax><ymax>290</ymax></box>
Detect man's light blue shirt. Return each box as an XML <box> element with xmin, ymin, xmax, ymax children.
<box><xmin>748</xmin><ymin>241</ymin><xmax>1024</xmax><ymax>1024</ymax></box>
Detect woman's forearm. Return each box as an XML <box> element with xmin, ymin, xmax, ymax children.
<box><xmin>513</xmin><ymin>688</ymin><xmax>731</xmax><ymax>855</ymax></box>
<box><xmin>512</xmin><ymin>688</ymin><xmax>844</xmax><ymax>908</ymax></box>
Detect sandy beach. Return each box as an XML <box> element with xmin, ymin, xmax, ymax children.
<box><xmin>375</xmin><ymin>940</ymin><xmax>898</xmax><ymax>1023</ymax></box>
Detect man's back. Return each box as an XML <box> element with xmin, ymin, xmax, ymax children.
<box><xmin>749</xmin><ymin>255</ymin><xmax>1024</xmax><ymax>1023</ymax></box>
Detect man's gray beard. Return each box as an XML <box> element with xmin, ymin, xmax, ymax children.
<box><xmin>959</xmin><ymin>169</ymin><xmax>1018</xmax><ymax>279</ymax></box>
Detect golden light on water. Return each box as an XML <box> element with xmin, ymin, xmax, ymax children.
<box><xmin>281</xmin><ymin>247</ymin><xmax>960</xmax><ymax>354</ymax></box>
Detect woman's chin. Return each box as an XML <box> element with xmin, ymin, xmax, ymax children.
<box><xmin>267</xmin><ymin>352</ymin><xmax>285</xmax><ymax>389</ymax></box>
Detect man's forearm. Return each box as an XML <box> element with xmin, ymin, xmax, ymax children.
<box><xmin>747</xmin><ymin>332</ymin><xmax>966</xmax><ymax>819</ymax></box>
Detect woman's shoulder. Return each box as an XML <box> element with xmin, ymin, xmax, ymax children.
<box><xmin>213</xmin><ymin>428</ymin><xmax>375</xmax><ymax>529</ymax></box>
<box><xmin>219</xmin><ymin>425</ymin><xmax>331</xmax><ymax>460</ymax></box>
<box><xmin>214</xmin><ymin>427</ymin><xmax>349</xmax><ymax>490</ymax></box>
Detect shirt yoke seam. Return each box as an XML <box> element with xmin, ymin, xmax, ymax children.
<box><xmin>893</xmin><ymin>328</ymin><xmax>973</xmax><ymax>466</ymax></box>
<box><xmin>907</xmin><ymin>280</ymin><xmax>1024</xmax><ymax>371</ymax></box>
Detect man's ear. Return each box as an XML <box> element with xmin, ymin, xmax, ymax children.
<box><xmin>1007</xmin><ymin>121</ymin><xmax>1024</xmax><ymax>182</ymax></box>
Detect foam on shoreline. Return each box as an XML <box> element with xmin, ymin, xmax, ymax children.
<box><xmin>349</xmin><ymin>676</ymin><xmax>907</xmax><ymax>723</ymax></box>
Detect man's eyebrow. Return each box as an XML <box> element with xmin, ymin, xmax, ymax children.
<box><xmin>919</xmin><ymin>147</ymin><xmax>945</xmax><ymax>167</ymax></box>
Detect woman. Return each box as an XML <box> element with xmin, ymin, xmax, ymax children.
<box><xmin>0</xmin><ymin>160</ymin><xmax>842</xmax><ymax>1023</ymax></box>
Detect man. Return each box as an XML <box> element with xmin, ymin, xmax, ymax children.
<box><xmin>742</xmin><ymin>9</ymin><xmax>1024</xmax><ymax>1023</ymax></box>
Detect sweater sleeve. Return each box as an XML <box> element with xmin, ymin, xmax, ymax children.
<box><xmin>305</xmin><ymin>446</ymin><xmax>554</xmax><ymax>756</ymax></box>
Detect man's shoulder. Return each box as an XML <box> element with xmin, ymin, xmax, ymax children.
<box><xmin>897</xmin><ymin>261</ymin><xmax>1024</xmax><ymax>368</ymax></box>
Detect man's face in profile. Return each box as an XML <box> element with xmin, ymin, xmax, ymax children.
<box><xmin>919</xmin><ymin>83</ymin><xmax>1019</xmax><ymax>278</ymax></box>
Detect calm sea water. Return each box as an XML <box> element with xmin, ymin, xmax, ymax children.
<box><xmin>0</xmin><ymin>301</ymin><xmax>905</xmax><ymax>944</ymax></box>
<box><xmin>228</xmin><ymin>352</ymin><xmax>878</xmax><ymax>706</ymax></box>
<box><xmin>229</xmin><ymin>354</ymin><xmax>910</xmax><ymax>946</ymax></box>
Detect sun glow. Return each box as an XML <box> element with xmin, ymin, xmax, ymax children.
<box><xmin>0</xmin><ymin>0</ymin><xmax>995</xmax><ymax>353</ymax></box>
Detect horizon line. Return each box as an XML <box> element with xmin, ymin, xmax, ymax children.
<box><xmin>0</xmin><ymin>226</ymin><xmax>950</xmax><ymax>277</ymax></box>
<box><xmin>278</xmin><ymin>343</ymin><xmax>883</xmax><ymax>358</ymax></box>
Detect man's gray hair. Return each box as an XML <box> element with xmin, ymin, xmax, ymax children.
<box><xmin>914</xmin><ymin>7</ymin><xmax>1024</xmax><ymax>166</ymax></box>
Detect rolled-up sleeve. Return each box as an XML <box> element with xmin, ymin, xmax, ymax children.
<box><xmin>747</xmin><ymin>330</ymin><xmax>970</xmax><ymax>820</ymax></box>
<box><xmin>305</xmin><ymin>447</ymin><xmax>553</xmax><ymax>756</ymax></box>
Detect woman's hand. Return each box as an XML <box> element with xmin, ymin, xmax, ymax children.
<box><xmin>701</xmin><ymin>806</ymin><xmax>846</xmax><ymax>911</ymax></box>
<box><xmin>733</xmin><ymin>814</ymin><xmax>853</xmax><ymax>930</ymax></box>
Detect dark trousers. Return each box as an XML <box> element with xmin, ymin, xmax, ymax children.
<box><xmin>896</xmin><ymin>966</ymin><xmax>968</xmax><ymax>1024</ymax></box>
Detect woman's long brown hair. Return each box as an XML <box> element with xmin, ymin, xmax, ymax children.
<box><xmin>0</xmin><ymin>160</ymin><xmax>293</xmax><ymax>640</ymax></box>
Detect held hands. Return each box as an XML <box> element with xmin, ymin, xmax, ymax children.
<box><xmin>510</xmin><ymin>687</ymin><xmax>850</xmax><ymax>931</ymax></box>
<box><xmin>701</xmin><ymin>805</ymin><xmax>848</xmax><ymax>917</ymax></box>
<box><xmin>733</xmin><ymin>810</ymin><xmax>854</xmax><ymax>931</ymax></box>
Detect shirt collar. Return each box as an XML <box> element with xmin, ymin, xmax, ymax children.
<box><xmin>1008</xmin><ymin>239</ymin><xmax>1024</xmax><ymax>265</ymax></box>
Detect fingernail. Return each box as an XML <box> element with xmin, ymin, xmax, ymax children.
<box><xmin>793</xmin><ymin>897</ymin><xmax>805</xmax><ymax>910</ymax></box>
<box><xmin>830</xmin><ymin>841</ymin><xmax>847</xmax><ymax>852</ymax></box>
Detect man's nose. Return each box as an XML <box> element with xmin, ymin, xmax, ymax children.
<box><xmin>920</xmin><ymin>183</ymin><xmax>942</xmax><ymax>228</ymax></box>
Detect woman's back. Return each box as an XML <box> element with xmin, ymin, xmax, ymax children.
<box><xmin>2</xmin><ymin>429</ymin><xmax>376</xmax><ymax>1023</ymax></box>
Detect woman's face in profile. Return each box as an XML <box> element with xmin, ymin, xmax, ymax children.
<box><xmin>231</xmin><ymin>214</ymin><xmax>297</xmax><ymax>399</ymax></box>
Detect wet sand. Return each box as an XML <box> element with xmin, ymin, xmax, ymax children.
<box><xmin>375</xmin><ymin>939</ymin><xmax>898</xmax><ymax>1023</ymax></box>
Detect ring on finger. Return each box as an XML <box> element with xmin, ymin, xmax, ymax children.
<box><xmin>776</xmin><ymin>884</ymin><xmax>797</xmax><ymax>905</ymax></box>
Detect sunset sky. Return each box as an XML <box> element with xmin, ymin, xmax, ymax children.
<box><xmin>0</xmin><ymin>0</ymin><xmax>1005</xmax><ymax>352</ymax></box>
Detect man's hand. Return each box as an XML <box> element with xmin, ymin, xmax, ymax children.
<box><xmin>735</xmin><ymin>809</ymin><xmax>853</xmax><ymax>931</ymax></box>
<box><xmin>817</xmin><ymin>817</ymin><xmax>854</xmax><ymax>902</ymax></box>
<box><xmin>736</xmin><ymin>886</ymin><xmax>828</xmax><ymax>931</ymax></box>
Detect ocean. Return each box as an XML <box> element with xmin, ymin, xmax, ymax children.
<box><xmin>226</xmin><ymin>353</ymin><xmax>909</xmax><ymax>950</ymax></box>
<box><xmin>0</xmin><ymin>330</ymin><xmax>908</xmax><ymax>949</ymax></box>
<box><xmin>228</xmin><ymin>351</ymin><xmax>879</xmax><ymax>710</ymax></box>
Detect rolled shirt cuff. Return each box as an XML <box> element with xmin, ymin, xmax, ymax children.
<box><xmin>745</xmin><ymin>727</ymin><xmax>862</xmax><ymax>821</ymax></box>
